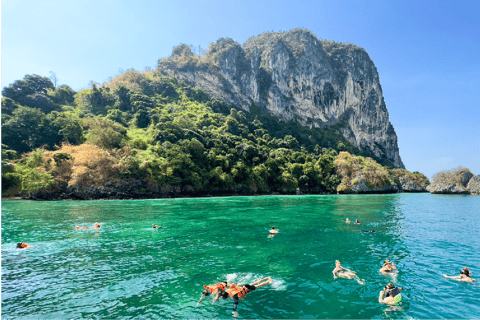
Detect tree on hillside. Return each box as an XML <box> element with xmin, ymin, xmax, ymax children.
<box><xmin>2</xmin><ymin>74</ymin><xmax>56</xmax><ymax>113</ymax></box>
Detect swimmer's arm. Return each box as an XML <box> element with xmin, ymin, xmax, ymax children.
<box><xmin>332</xmin><ymin>269</ymin><xmax>338</xmax><ymax>279</ymax></box>
<box><xmin>378</xmin><ymin>290</ymin><xmax>386</xmax><ymax>304</ymax></box>
<box><xmin>196</xmin><ymin>294</ymin><xmax>205</xmax><ymax>306</ymax></box>
<box><xmin>443</xmin><ymin>274</ymin><xmax>460</xmax><ymax>280</ymax></box>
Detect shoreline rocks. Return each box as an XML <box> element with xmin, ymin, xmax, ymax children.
<box><xmin>427</xmin><ymin>167</ymin><xmax>478</xmax><ymax>195</ymax></box>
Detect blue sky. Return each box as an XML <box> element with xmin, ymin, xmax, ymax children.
<box><xmin>2</xmin><ymin>0</ymin><xmax>479</xmax><ymax>178</ymax></box>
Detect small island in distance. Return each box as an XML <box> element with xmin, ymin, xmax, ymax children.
<box><xmin>1</xmin><ymin>29</ymin><xmax>477</xmax><ymax>199</ymax></box>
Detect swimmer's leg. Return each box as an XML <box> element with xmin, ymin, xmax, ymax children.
<box><xmin>353</xmin><ymin>275</ymin><xmax>364</xmax><ymax>285</ymax></box>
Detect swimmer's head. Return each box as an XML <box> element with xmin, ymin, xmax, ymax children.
<box><xmin>335</xmin><ymin>260</ymin><xmax>341</xmax><ymax>266</ymax></box>
<box><xmin>461</xmin><ymin>268</ymin><xmax>470</xmax><ymax>276</ymax></box>
<box><xmin>383</xmin><ymin>260</ymin><xmax>391</xmax><ymax>266</ymax></box>
<box><xmin>16</xmin><ymin>242</ymin><xmax>23</xmax><ymax>248</ymax></box>
<box><xmin>271</xmin><ymin>226</ymin><xmax>275</xmax><ymax>230</ymax></box>
<box><xmin>385</xmin><ymin>283</ymin><xmax>395</xmax><ymax>290</ymax></box>
<box><xmin>201</xmin><ymin>289</ymin><xmax>210</xmax><ymax>297</ymax></box>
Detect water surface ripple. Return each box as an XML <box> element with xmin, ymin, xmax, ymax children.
<box><xmin>2</xmin><ymin>194</ymin><xmax>480</xmax><ymax>318</ymax></box>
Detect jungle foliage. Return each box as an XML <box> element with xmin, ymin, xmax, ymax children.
<box><xmin>1</xmin><ymin>70</ymin><xmax>423</xmax><ymax>197</ymax></box>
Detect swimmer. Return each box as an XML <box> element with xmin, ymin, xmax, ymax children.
<box><xmin>332</xmin><ymin>260</ymin><xmax>364</xmax><ymax>285</ymax></box>
<box><xmin>219</xmin><ymin>277</ymin><xmax>273</xmax><ymax>317</ymax></box>
<box><xmin>380</xmin><ymin>260</ymin><xmax>398</xmax><ymax>274</ymax></box>
<box><xmin>443</xmin><ymin>268</ymin><xmax>476</xmax><ymax>283</ymax></box>
<box><xmin>354</xmin><ymin>219</ymin><xmax>361</xmax><ymax>225</ymax></box>
<box><xmin>269</xmin><ymin>227</ymin><xmax>279</xmax><ymax>234</ymax></box>
<box><xmin>363</xmin><ymin>230</ymin><xmax>375</xmax><ymax>233</ymax></box>
<box><xmin>16</xmin><ymin>242</ymin><xmax>33</xmax><ymax>249</ymax></box>
<box><xmin>76</xmin><ymin>226</ymin><xmax>88</xmax><ymax>230</ymax></box>
<box><xmin>91</xmin><ymin>222</ymin><xmax>101</xmax><ymax>229</ymax></box>
<box><xmin>152</xmin><ymin>224</ymin><xmax>160</xmax><ymax>229</ymax></box>
<box><xmin>345</xmin><ymin>218</ymin><xmax>351</xmax><ymax>223</ymax></box>
<box><xmin>379</xmin><ymin>283</ymin><xmax>403</xmax><ymax>306</ymax></box>
<box><xmin>197</xmin><ymin>280</ymin><xmax>230</xmax><ymax>306</ymax></box>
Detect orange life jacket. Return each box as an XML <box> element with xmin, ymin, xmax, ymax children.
<box><xmin>228</xmin><ymin>283</ymin><xmax>249</xmax><ymax>298</ymax></box>
<box><xmin>21</xmin><ymin>243</ymin><xmax>28</xmax><ymax>248</ymax></box>
<box><xmin>203</xmin><ymin>282</ymin><xmax>227</xmax><ymax>294</ymax></box>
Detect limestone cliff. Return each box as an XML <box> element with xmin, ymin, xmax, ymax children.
<box><xmin>157</xmin><ymin>29</ymin><xmax>404</xmax><ymax>168</ymax></box>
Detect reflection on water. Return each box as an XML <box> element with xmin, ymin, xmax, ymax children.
<box><xmin>2</xmin><ymin>194</ymin><xmax>480</xmax><ymax>319</ymax></box>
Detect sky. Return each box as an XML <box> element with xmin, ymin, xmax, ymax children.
<box><xmin>2</xmin><ymin>0</ymin><xmax>479</xmax><ymax>178</ymax></box>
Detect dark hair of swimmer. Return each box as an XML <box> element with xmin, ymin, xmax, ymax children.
<box><xmin>385</xmin><ymin>283</ymin><xmax>395</xmax><ymax>289</ymax></box>
<box><xmin>271</xmin><ymin>227</ymin><xmax>275</xmax><ymax>230</ymax></box>
<box><xmin>461</xmin><ymin>268</ymin><xmax>470</xmax><ymax>276</ymax></box>
<box><xmin>201</xmin><ymin>289</ymin><xmax>210</xmax><ymax>297</ymax></box>
<box><xmin>219</xmin><ymin>291</ymin><xmax>229</xmax><ymax>300</ymax></box>
<box><xmin>16</xmin><ymin>242</ymin><xmax>23</xmax><ymax>248</ymax></box>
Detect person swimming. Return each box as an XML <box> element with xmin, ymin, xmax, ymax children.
<box><xmin>219</xmin><ymin>277</ymin><xmax>273</xmax><ymax>316</ymax></box>
<box><xmin>152</xmin><ymin>224</ymin><xmax>160</xmax><ymax>229</ymax></box>
<box><xmin>197</xmin><ymin>281</ymin><xmax>229</xmax><ymax>305</ymax></box>
<box><xmin>76</xmin><ymin>226</ymin><xmax>88</xmax><ymax>230</ymax></box>
<box><xmin>380</xmin><ymin>260</ymin><xmax>398</xmax><ymax>274</ymax></box>
<box><xmin>269</xmin><ymin>227</ymin><xmax>279</xmax><ymax>234</ymax></box>
<box><xmin>443</xmin><ymin>267</ymin><xmax>476</xmax><ymax>283</ymax></box>
<box><xmin>345</xmin><ymin>218</ymin><xmax>351</xmax><ymax>224</ymax></box>
<box><xmin>332</xmin><ymin>260</ymin><xmax>364</xmax><ymax>285</ymax></box>
<box><xmin>362</xmin><ymin>230</ymin><xmax>375</xmax><ymax>233</ymax></box>
<box><xmin>16</xmin><ymin>242</ymin><xmax>32</xmax><ymax>249</ymax></box>
<box><xmin>379</xmin><ymin>283</ymin><xmax>402</xmax><ymax>306</ymax></box>
<box><xmin>354</xmin><ymin>219</ymin><xmax>361</xmax><ymax>225</ymax></box>
<box><xmin>92</xmin><ymin>222</ymin><xmax>100</xmax><ymax>229</ymax></box>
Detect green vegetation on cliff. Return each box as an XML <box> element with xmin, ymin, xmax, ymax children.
<box><xmin>1</xmin><ymin>70</ymin><xmax>428</xmax><ymax>199</ymax></box>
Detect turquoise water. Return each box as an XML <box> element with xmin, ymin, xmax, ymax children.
<box><xmin>2</xmin><ymin>194</ymin><xmax>480</xmax><ymax>319</ymax></box>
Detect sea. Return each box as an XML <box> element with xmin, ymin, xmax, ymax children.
<box><xmin>2</xmin><ymin>193</ymin><xmax>480</xmax><ymax>319</ymax></box>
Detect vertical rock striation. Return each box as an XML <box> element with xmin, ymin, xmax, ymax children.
<box><xmin>157</xmin><ymin>29</ymin><xmax>404</xmax><ymax>168</ymax></box>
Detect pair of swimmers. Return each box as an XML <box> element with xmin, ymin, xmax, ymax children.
<box><xmin>345</xmin><ymin>218</ymin><xmax>360</xmax><ymax>224</ymax></box>
<box><xmin>334</xmin><ymin>260</ymin><xmax>402</xmax><ymax>305</ymax></box>
<box><xmin>198</xmin><ymin>277</ymin><xmax>273</xmax><ymax>316</ymax></box>
<box><xmin>76</xmin><ymin>222</ymin><xmax>100</xmax><ymax>230</ymax></box>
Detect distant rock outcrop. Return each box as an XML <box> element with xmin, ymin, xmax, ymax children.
<box><xmin>427</xmin><ymin>167</ymin><xmax>478</xmax><ymax>195</ymax></box>
<box><xmin>334</xmin><ymin>152</ymin><xmax>428</xmax><ymax>194</ymax></box>
<box><xmin>157</xmin><ymin>29</ymin><xmax>404</xmax><ymax>168</ymax></box>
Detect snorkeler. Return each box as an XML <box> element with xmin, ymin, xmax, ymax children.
<box><xmin>219</xmin><ymin>277</ymin><xmax>273</xmax><ymax>316</ymax></box>
<box><xmin>76</xmin><ymin>226</ymin><xmax>88</xmax><ymax>230</ymax></box>
<box><xmin>92</xmin><ymin>222</ymin><xmax>101</xmax><ymax>229</ymax></box>
<box><xmin>379</xmin><ymin>283</ymin><xmax>403</xmax><ymax>305</ymax></box>
<box><xmin>16</xmin><ymin>242</ymin><xmax>33</xmax><ymax>249</ymax></box>
<box><xmin>443</xmin><ymin>268</ymin><xmax>476</xmax><ymax>283</ymax></box>
<box><xmin>197</xmin><ymin>281</ymin><xmax>230</xmax><ymax>305</ymax></box>
<box><xmin>152</xmin><ymin>224</ymin><xmax>160</xmax><ymax>229</ymax></box>
<box><xmin>332</xmin><ymin>260</ymin><xmax>364</xmax><ymax>285</ymax></box>
<box><xmin>380</xmin><ymin>260</ymin><xmax>398</xmax><ymax>274</ymax></box>
<box><xmin>269</xmin><ymin>227</ymin><xmax>279</xmax><ymax>234</ymax></box>
<box><xmin>362</xmin><ymin>230</ymin><xmax>375</xmax><ymax>233</ymax></box>
<box><xmin>354</xmin><ymin>219</ymin><xmax>361</xmax><ymax>225</ymax></box>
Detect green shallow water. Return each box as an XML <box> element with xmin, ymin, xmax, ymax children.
<box><xmin>2</xmin><ymin>194</ymin><xmax>480</xmax><ymax>319</ymax></box>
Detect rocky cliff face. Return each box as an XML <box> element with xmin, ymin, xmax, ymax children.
<box><xmin>157</xmin><ymin>29</ymin><xmax>404</xmax><ymax>168</ymax></box>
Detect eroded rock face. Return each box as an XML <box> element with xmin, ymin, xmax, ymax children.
<box><xmin>467</xmin><ymin>175</ymin><xmax>480</xmax><ymax>195</ymax></box>
<box><xmin>157</xmin><ymin>29</ymin><xmax>405</xmax><ymax>168</ymax></box>
<box><xmin>427</xmin><ymin>183</ymin><xmax>470</xmax><ymax>194</ymax></box>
